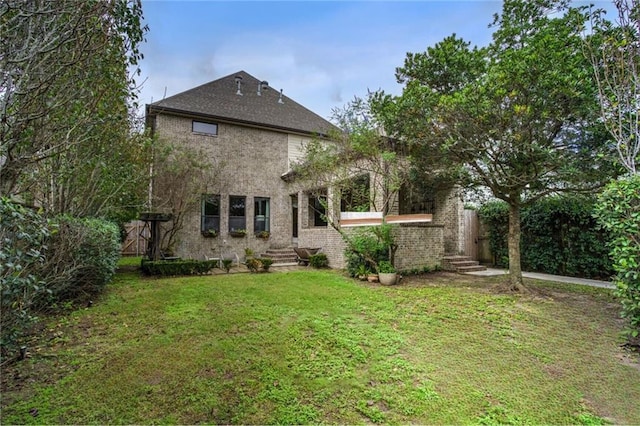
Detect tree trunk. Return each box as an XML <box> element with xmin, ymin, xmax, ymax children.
<box><xmin>507</xmin><ymin>202</ymin><xmax>524</xmax><ymax>291</ymax></box>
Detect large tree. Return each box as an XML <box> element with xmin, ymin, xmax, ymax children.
<box><xmin>374</xmin><ymin>0</ymin><xmax>615</xmax><ymax>290</ymax></box>
<box><xmin>0</xmin><ymin>0</ymin><xmax>149</xmax><ymax>221</ymax></box>
<box><xmin>587</xmin><ymin>1</ymin><xmax>640</xmax><ymax>341</ymax></box>
<box><xmin>586</xmin><ymin>0</ymin><xmax>639</xmax><ymax>174</ymax></box>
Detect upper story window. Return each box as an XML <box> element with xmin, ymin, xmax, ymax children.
<box><xmin>192</xmin><ymin>120</ymin><xmax>218</xmax><ymax>136</ymax></box>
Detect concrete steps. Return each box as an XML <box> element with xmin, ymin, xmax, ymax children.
<box><xmin>442</xmin><ymin>255</ymin><xmax>487</xmax><ymax>273</ymax></box>
<box><xmin>261</xmin><ymin>248</ymin><xmax>298</xmax><ymax>264</ymax></box>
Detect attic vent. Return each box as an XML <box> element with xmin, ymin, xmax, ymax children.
<box><xmin>278</xmin><ymin>89</ymin><xmax>284</xmax><ymax>104</ymax></box>
<box><xmin>257</xmin><ymin>80</ymin><xmax>269</xmax><ymax>96</ymax></box>
<box><xmin>235</xmin><ymin>75</ymin><xmax>243</xmax><ymax>96</ymax></box>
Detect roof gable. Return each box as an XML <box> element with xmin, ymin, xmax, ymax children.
<box><xmin>147</xmin><ymin>71</ymin><xmax>337</xmax><ymax>136</ymax></box>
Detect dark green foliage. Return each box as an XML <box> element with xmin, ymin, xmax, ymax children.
<box><xmin>221</xmin><ymin>259</ymin><xmax>233</xmax><ymax>273</ymax></box>
<box><xmin>479</xmin><ymin>196</ymin><xmax>613</xmax><ymax>279</ymax></box>
<box><xmin>344</xmin><ymin>226</ymin><xmax>390</xmax><ymax>277</ymax></box>
<box><xmin>399</xmin><ymin>265</ymin><xmax>437</xmax><ymax>276</ymax></box>
<box><xmin>258</xmin><ymin>258</ymin><xmax>273</xmax><ymax>272</ymax></box>
<box><xmin>594</xmin><ymin>175</ymin><xmax>640</xmax><ymax>338</ymax></box>
<box><xmin>477</xmin><ymin>201</ymin><xmax>510</xmax><ymax>268</ymax></box>
<box><xmin>0</xmin><ymin>198</ymin><xmax>50</xmax><ymax>356</ymax></box>
<box><xmin>377</xmin><ymin>260</ymin><xmax>396</xmax><ymax>273</ymax></box>
<box><xmin>40</xmin><ymin>217</ymin><xmax>122</xmax><ymax>301</ymax></box>
<box><xmin>0</xmin><ymin>202</ymin><xmax>122</xmax><ymax>358</ymax></box>
<box><xmin>309</xmin><ymin>253</ymin><xmax>329</xmax><ymax>269</ymax></box>
<box><xmin>141</xmin><ymin>259</ymin><xmax>217</xmax><ymax>276</ymax></box>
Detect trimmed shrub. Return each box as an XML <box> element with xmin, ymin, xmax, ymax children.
<box><xmin>309</xmin><ymin>253</ymin><xmax>329</xmax><ymax>268</ymax></box>
<box><xmin>479</xmin><ymin>196</ymin><xmax>613</xmax><ymax>279</ymax></box>
<box><xmin>258</xmin><ymin>258</ymin><xmax>273</xmax><ymax>272</ymax></box>
<box><xmin>0</xmin><ymin>198</ymin><xmax>51</xmax><ymax>357</ymax></box>
<box><xmin>594</xmin><ymin>175</ymin><xmax>640</xmax><ymax>338</ymax></box>
<box><xmin>246</xmin><ymin>258</ymin><xmax>262</xmax><ymax>273</ymax></box>
<box><xmin>141</xmin><ymin>259</ymin><xmax>217</xmax><ymax>276</ymax></box>
<box><xmin>221</xmin><ymin>259</ymin><xmax>233</xmax><ymax>273</ymax></box>
<box><xmin>245</xmin><ymin>258</ymin><xmax>273</xmax><ymax>273</ymax></box>
<box><xmin>39</xmin><ymin>216</ymin><xmax>121</xmax><ymax>301</ymax></box>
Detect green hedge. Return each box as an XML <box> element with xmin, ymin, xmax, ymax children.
<box><xmin>0</xmin><ymin>198</ymin><xmax>50</xmax><ymax>356</ymax></box>
<box><xmin>594</xmin><ymin>175</ymin><xmax>640</xmax><ymax>338</ymax></box>
<box><xmin>1</xmin><ymin>202</ymin><xmax>122</xmax><ymax>358</ymax></box>
<box><xmin>479</xmin><ymin>196</ymin><xmax>613</xmax><ymax>279</ymax></box>
<box><xmin>141</xmin><ymin>259</ymin><xmax>218</xmax><ymax>276</ymax></box>
<box><xmin>40</xmin><ymin>216</ymin><xmax>121</xmax><ymax>301</ymax></box>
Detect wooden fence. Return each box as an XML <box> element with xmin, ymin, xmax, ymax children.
<box><xmin>121</xmin><ymin>220</ymin><xmax>149</xmax><ymax>256</ymax></box>
<box><xmin>463</xmin><ymin>209</ymin><xmax>479</xmax><ymax>260</ymax></box>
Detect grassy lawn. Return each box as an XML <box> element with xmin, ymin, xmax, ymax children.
<box><xmin>1</xmin><ymin>266</ymin><xmax>639</xmax><ymax>424</ymax></box>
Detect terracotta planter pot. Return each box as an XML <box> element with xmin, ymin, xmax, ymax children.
<box><xmin>367</xmin><ymin>274</ymin><xmax>379</xmax><ymax>283</ymax></box>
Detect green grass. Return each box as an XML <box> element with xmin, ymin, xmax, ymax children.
<box><xmin>1</xmin><ymin>269</ymin><xmax>639</xmax><ymax>425</ymax></box>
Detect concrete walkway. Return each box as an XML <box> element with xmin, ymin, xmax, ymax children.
<box><xmin>465</xmin><ymin>268</ymin><xmax>615</xmax><ymax>289</ymax></box>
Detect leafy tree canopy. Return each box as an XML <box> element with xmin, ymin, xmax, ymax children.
<box><xmin>373</xmin><ymin>0</ymin><xmax>617</xmax><ymax>289</ymax></box>
<box><xmin>1</xmin><ymin>0</ymin><xmax>150</xmax><ymax>222</ymax></box>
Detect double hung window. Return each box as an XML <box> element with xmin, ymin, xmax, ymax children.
<box><xmin>201</xmin><ymin>194</ymin><xmax>220</xmax><ymax>233</ymax></box>
<box><xmin>254</xmin><ymin>197</ymin><xmax>270</xmax><ymax>234</ymax></box>
<box><xmin>229</xmin><ymin>196</ymin><xmax>246</xmax><ymax>232</ymax></box>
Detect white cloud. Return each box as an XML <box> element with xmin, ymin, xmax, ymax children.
<box><xmin>137</xmin><ymin>1</ymin><xmax>506</xmax><ymax>119</ymax></box>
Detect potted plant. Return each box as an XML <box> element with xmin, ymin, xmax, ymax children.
<box><xmin>377</xmin><ymin>260</ymin><xmax>398</xmax><ymax>285</ymax></box>
<box><xmin>201</xmin><ymin>228</ymin><xmax>218</xmax><ymax>238</ymax></box>
<box><xmin>256</xmin><ymin>230</ymin><xmax>270</xmax><ymax>239</ymax></box>
<box><xmin>230</xmin><ymin>228</ymin><xmax>246</xmax><ymax>238</ymax></box>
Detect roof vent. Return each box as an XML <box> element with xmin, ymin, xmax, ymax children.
<box><xmin>278</xmin><ymin>89</ymin><xmax>284</xmax><ymax>104</ymax></box>
<box><xmin>235</xmin><ymin>75</ymin><xmax>243</xmax><ymax>96</ymax></box>
<box><xmin>257</xmin><ymin>80</ymin><xmax>269</xmax><ymax>96</ymax></box>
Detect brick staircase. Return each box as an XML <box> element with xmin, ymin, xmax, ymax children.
<box><xmin>442</xmin><ymin>255</ymin><xmax>487</xmax><ymax>273</ymax></box>
<box><xmin>260</xmin><ymin>247</ymin><xmax>298</xmax><ymax>264</ymax></box>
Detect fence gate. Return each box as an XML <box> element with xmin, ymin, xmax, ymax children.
<box><xmin>463</xmin><ymin>209</ymin><xmax>479</xmax><ymax>260</ymax></box>
<box><xmin>121</xmin><ymin>220</ymin><xmax>149</xmax><ymax>256</ymax></box>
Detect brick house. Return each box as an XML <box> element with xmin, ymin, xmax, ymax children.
<box><xmin>146</xmin><ymin>71</ymin><xmax>466</xmax><ymax>269</ymax></box>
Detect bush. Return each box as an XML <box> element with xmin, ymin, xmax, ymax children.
<box><xmin>377</xmin><ymin>260</ymin><xmax>396</xmax><ymax>273</ymax></box>
<box><xmin>594</xmin><ymin>175</ymin><xmax>640</xmax><ymax>338</ymax></box>
<box><xmin>479</xmin><ymin>196</ymin><xmax>612</xmax><ymax>279</ymax></box>
<box><xmin>344</xmin><ymin>226</ymin><xmax>390</xmax><ymax>277</ymax></box>
<box><xmin>309</xmin><ymin>253</ymin><xmax>329</xmax><ymax>268</ymax></box>
<box><xmin>259</xmin><ymin>258</ymin><xmax>273</xmax><ymax>272</ymax></box>
<box><xmin>221</xmin><ymin>259</ymin><xmax>233</xmax><ymax>273</ymax></box>
<box><xmin>141</xmin><ymin>259</ymin><xmax>217</xmax><ymax>276</ymax></box>
<box><xmin>40</xmin><ymin>216</ymin><xmax>121</xmax><ymax>301</ymax></box>
<box><xmin>245</xmin><ymin>258</ymin><xmax>273</xmax><ymax>273</ymax></box>
<box><xmin>0</xmin><ymin>198</ymin><xmax>50</xmax><ymax>357</ymax></box>
<box><xmin>0</xmin><ymin>206</ymin><xmax>124</xmax><ymax>359</ymax></box>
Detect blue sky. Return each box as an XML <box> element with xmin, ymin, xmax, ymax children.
<box><xmin>138</xmin><ymin>0</ymin><xmax>616</xmax><ymax>121</ymax></box>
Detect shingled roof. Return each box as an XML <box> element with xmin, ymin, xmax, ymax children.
<box><xmin>146</xmin><ymin>71</ymin><xmax>337</xmax><ymax>137</ymax></box>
